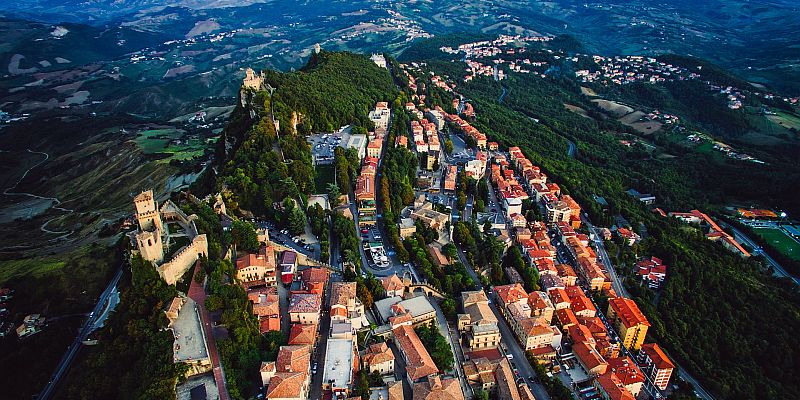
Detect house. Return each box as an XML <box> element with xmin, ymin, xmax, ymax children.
<box><xmin>260</xmin><ymin>345</ymin><xmax>312</xmax><ymax>400</ymax></box>
<box><xmin>615</xmin><ymin>227</ymin><xmax>640</xmax><ymax>246</ymax></box>
<box><xmin>546</xmin><ymin>201</ymin><xmax>572</xmax><ymax>224</ymax></box>
<box><xmin>288</xmin><ymin>293</ymin><xmax>321</xmax><ymax>325</ymax></box>
<box><xmin>444</xmin><ymin>165</ymin><xmax>458</xmax><ymax>191</ymax></box>
<box><xmin>16</xmin><ymin>314</ymin><xmax>45</xmax><ymax>338</ymax></box>
<box><xmin>412</xmin><ymin>374</ymin><xmax>464</xmax><ymax>400</ymax></box>
<box><xmin>367</xmin><ymin>138</ymin><xmax>383</xmax><ymax>158</ymax></box>
<box><xmin>380</xmin><ymin>273</ymin><xmax>406</xmax><ymax>298</ymax></box>
<box><xmin>249</xmin><ymin>286</ymin><xmax>281</xmax><ymax>333</ymax></box>
<box><xmin>399</xmin><ymin>218</ymin><xmax>417</xmax><ymax>239</ymax></box>
<box><xmin>288</xmin><ymin>323</ymin><xmax>317</xmax><ymax>346</ymax></box>
<box><xmin>493</xmin><ymin>283</ymin><xmax>529</xmax><ymax>317</ymax></box>
<box><xmin>236</xmin><ymin>244</ymin><xmax>277</xmax><ymax>285</ymax></box>
<box><xmin>595</xmin><ymin>371</ymin><xmax>636</xmax><ymax>400</ymax></box>
<box><xmin>362</xmin><ymin>342</ymin><xmax>395</xmax><ymax>375</ymax></box>
<box><xmin>299</xmin><ymin>267</ymin><xmax>329</xmax><ymax>295</ymax></box>
<box><xmin>573</xmin><ymin>340</ymin><xmax>608</xmax><ymax>376</ymax></box>
<box><xmin>636</xmin><ymin>256</ymin><xmax>667</xmax><ymax>289</ymax></box>
<box><xmin>462</xmin><ymin>358</ymin><xmax>500</xmax><ymax>392</ymax></box>
<box><xmin>393</xmin><ymin>324</ymin><xmax>439</xmax><ymax>382</ymax></box>
<box><xmin>607</xmin><ymin>298</ymin><xmax>650</xmax><ymax>350</ymax></box>
<box><xmin>375</xmin><ymin>295</ymin><xmax>436</xmax><ymax>325</ymax></box>
<box><xmin>606</xmin><ymin>357</ymin><xmax>645</xmax><ymax>397</ymax></box>
<box><xmin>330</xmin><ymin>282</ymin><xmax>368</xmax><ymax>330</ymax></box>
<box><xmin>410</xmin><ymin>202</ymin><xmax>450</xmax><ymax>236</ymax></box>
<box><xmin>280</xmin><ymin>251</ymin><xmax>298</xmax><ymax>285</ymax></box>
<box><xmin>458</xmin><ymin>291</ymin><xmax>501</xmax><ymax>350</ymax></box>
<box><xmin>638</xmin><ymin>343</ymin><xmax>674</xmax><ymax>390</ymax></box>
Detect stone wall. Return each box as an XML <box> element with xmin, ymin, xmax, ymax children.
<box><xmin>158</xmin><ymin>235</ymin><xmax>209</xmax><ymax>285</ymax></box>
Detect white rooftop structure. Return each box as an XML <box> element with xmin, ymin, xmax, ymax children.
<box><xmin>321</xmin><ymin>338</ymin><xmax>355</xmax><ymax>392</ymax></box>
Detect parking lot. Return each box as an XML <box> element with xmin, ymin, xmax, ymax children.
<box><xmin>308</xmin><ymin>127</ymin><xmax>365</xmax><ymax>165</ymax></box>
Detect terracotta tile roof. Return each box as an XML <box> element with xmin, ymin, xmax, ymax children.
<box><xmin>387</xmin><ymin>381</ymin><xmax>404</xmax><ymax>400</ymax></box>
<box><xmin>573</xmin><ymin>341</ymin><xmax>607</xmax><ymax>373</ymax></box>
<box><xmin>641</xmin><ymin>343</ymin><xmax>674</xmax><ymax>369</ymax></box>
<box><xmin>288</xmin><ymin>323</ymin><xmax>317</xmax><ymax>345</ymax></box>
<box><xmin>494</xmin><ymin>283</ymin><xmax>528</xmax><ymax>306</ymax></box>
<box><xmin>301</xmin><ymin>267</ymin><xmax>329</xmax><ymax>285</ymax></box>
<box><xmin>548</xmin><ymin>288</ymin><xmax>571</xmax><ymax>306</ymax></box>
<box><xmin>265</xmin><ymin>371</ymin><xmax>307</xmax><ymax>399</ymax></box>
<box><xmin>381</xmin><ymin>274</ymin><xmax>405</xmax><ymax>292</ymax></box>
<box><xmin>608</xmin><ymin>297</ymin><xmax>650</xmax><ymax>328</ymax></box>
<box><xmin>555</xmin><ymin>308</ymin><xmax>579</xmax><ymax>327</ymax></box>
<box><xmin>276</xmin><ymin>344</ymin><xmax>312</xmax><ymax>373</ymax></box>
<box><xmin>596</xmin><ymin>371</ymin><xmax>636</xmax><ymax>400</ymax></box>
<box><xmin>393</xmin><ymin>324</ymin><xmax>438</xmax><ymax>381</ymax></box>
<box><xmin>607</xmin><ymin>357</ymin><xmax>645</xmax><ymax>386</ymax></box>
<box><xmin>362</xmin><ymin>342</ymin><xmax>395</xmax><ymax>367</ymax></box>
<box><xmin>330</xmin><ymin>282</ymin><xmax>358</xmax><ymax>308</ymax></box>
<box><xmin>236</xmin><ymin>245</ymin><xmax>277</xmax><ymax>271</ymax></box>
<box><xmin>412</xmin><ymin>375</ymin><xmax>464</xmax><ymax>400</ymax></box>
<box><xmin>288</xmin><ymin>293</ymin><xmax>321</xmax><ymax>314</ymax></box>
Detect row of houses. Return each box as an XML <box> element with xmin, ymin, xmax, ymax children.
<box><xmin>487</xmin><ymin>145</ymin><xmax>675</xmax><ymax>399</ymax></box>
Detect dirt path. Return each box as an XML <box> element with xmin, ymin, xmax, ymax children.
<box><xmin>3</xmin><ymin>148</ymin><xmax>75</xmax><ymax>236</ymax></box>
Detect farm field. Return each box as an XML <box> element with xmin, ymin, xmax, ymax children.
<box><xmin>134</xmin><ymin>128</ymin><xmax>213</xmax><ymax>161</ymax></box>
<box><xmin>754</xmin><ymin>227</ymin><xmax>800</xmax><ymax>261</ymax></box>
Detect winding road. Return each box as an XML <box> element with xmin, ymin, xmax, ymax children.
<box><xmin>3</xmin><ymin>148</ymin><xmax>75</xmax><ymax>237</ymax></box>
<box><xmin>37</xmin><ymin>266</ymin><xmax>124</xmax><ymax>400</ymax></box>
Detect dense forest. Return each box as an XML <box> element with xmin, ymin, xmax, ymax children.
<box><xmin>58</xmin><ymin>254</ymin><xmax>187</xmax><ymax>400</ymax></box>
<box><xmin>214</xmin><ymin>51</ymin><xmax>399</xmax><ymax>218</ymax></box>
<box><xmin>399</xmin><ymin>36</ymin><xmax>800</xmax><ymax>398</ymax></box>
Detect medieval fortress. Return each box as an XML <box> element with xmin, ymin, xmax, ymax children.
<box><xmin>131</xmin><ymin>190</ymin><xmax>208</xmax><ymax>285</ymax></box>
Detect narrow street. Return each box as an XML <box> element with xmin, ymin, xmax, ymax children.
<box><xmin>579</xmin><ymin>216</ymin><xmax>715</xmax><ymax>400</ymax></box>
<box><xmin>454</xmin><ymin>247</ymin><xmax>552</xmax><ymax>400</ymax></box>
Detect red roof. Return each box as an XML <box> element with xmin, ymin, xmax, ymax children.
<box><xmin>609</xmin><ymin>297</ymin><xmax>650</xmax><ymax>328</ymax></box>
<box><xmin>641</xmin><ymin>343</ymin><xmax>674</xmax><ymax>370</ymax></box>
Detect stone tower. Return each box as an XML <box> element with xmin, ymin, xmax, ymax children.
<box><xmin>134</xmin><ymin>190</ymin><xmax>164</xmax><ymax>263</ymax></box>
<box><xmin>137</xmin><ymin>229</ymin><xmax>164</xmax><ymax>264</ymax></box>
<box><xmin>134</xmin><ymin>190</ymin><xmax>162</xmax><ymax>232</ymax></box>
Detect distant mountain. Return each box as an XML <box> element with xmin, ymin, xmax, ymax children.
<box><xmin>1</xmin><ymin>0</ymin><xmax>798</xmax><ymax>94</ymax></box>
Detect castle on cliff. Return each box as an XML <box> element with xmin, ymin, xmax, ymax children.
<box><xmin>131</xmin><ymin>190</ymin><xmax>208</xmax><ymax>285</ymax></box>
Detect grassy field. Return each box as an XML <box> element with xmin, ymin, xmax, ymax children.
<box><xmin>135</xmin><ymin>128</ymin><xmax>212</xmax><ymax>161</ymax></box>
<box><xmin>134</xmin><ymin>128</ymin><xmax>184</xmax><ymax>154</ymax></box>
<box><xmin>0</xmin><ymin>256</ymin><xmax>67</xmax><ymax>283</ymax></box>
<box><xmin>754</xmin><ymin>227</ymin><xmax>800</xmax><ymax>261</ymax></box>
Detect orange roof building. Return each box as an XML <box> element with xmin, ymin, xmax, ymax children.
<box><xmin>639</xmin><ymin>343</ymin><xmax>674</xmax><ymax>390</ymax></box>
<box><xmin>607</xmin><ymin>298</ymin><xmax>650</xmax><ymax>350</ymax></box>
<box><xmin>393</xmin><ymin>324</ymin><xmax>439</xmax><ymax>382</ymax></box>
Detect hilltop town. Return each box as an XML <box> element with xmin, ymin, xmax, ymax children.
<box><xmin>107</xmin><ymin>51</ymin><xmax>700</xmax><ymax>400</ymax></box>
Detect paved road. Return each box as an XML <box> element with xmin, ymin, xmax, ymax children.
<box><xmin>454</xmin><ymin>248</ymin><xmax>551</xmax><ymax>400</ymax></box>
<box><xmin>308</xmin><ymin>270</ymin><xmax>338</xmax><ymax>399</ymax></box>
<box><xmin>581</xmin><ymin>217</ymin><xmax>629</xmax><ymax>298</ymax></box>
<box><xmin>566</xmin><ymin>140</ymin><xmax>576</xmax><ymax>158</ymax></box>
<box><xmin>721</xmin><ymin>222</ymin><xmax>799</xmax><ymax>285</ymax></box>
<box><xmin>580</xmin><ymin>216</ymin><xmax>715</xmax><ymax>400</ymax></box>
<box><xmin>37</xmin><ymin>266</ymin><xmax>123</xmax><ymax>400</ymax></box>
<box><xmin>429</xmin><ymin>293</ymin><xmax>473</xmax><ymax>398</ymax></box>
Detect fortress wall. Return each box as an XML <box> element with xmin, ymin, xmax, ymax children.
<box><xmin>158</xmin><ymin>235</ymin><xmax>209</xmax><ymax>285</ymax></box>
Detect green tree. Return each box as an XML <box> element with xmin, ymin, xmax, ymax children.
<box><xmin>231</xmin><ymin>220</ymin><xmax>259</xmax><ymax>252</ymax></box>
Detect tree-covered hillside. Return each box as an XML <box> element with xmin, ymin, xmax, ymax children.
<box><xmin>264</xmin><ymin>51</ymin><xmax>398</xmax><ymax>134</ymax></box>
<box><xmin>210</xmin><ymin>51</ymin><xmax>398</xmax><ymax>216</ymax></box>
<box><xmin>403</xmin><ymin>36</ymin><xmax>800</xmax><ymax>398</ymax></box>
